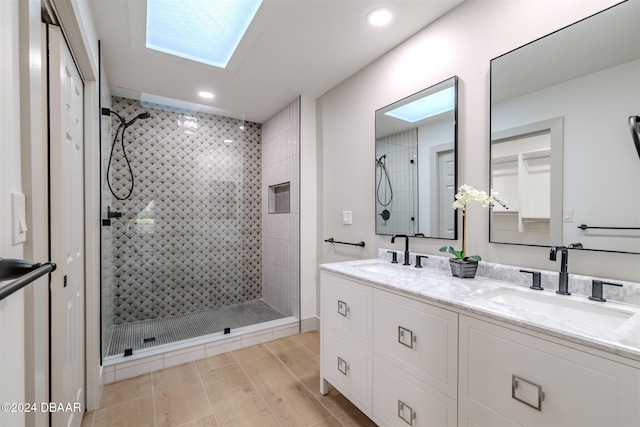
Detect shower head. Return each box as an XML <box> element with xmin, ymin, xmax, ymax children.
<box><xmin>125</xmin><ymin>112</ymin><xmax>151</xmax><ymax>127</ymax></box>
<box><xmin>376</xmin><ymin>154</ymin><xmax>387</xmax><ymax>164</ymax></box>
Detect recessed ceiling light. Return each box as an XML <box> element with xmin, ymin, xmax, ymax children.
<box><xmin>146</xmin><ymin>0</ymin><xmax>263</xmax><ymax>69</ymax></box>
<box><xmin>198</xmin><ymin>91</ymin><xmax>214</xmax><ymax>99</ymax></box>
<box><xmin>367</xmin><ymin>8</ymin><xmax>392</xmax><ymax>26</ymax></box>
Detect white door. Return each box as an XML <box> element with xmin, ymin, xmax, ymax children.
<box><xmin>48</xmin><ymin>25</ymin><xmax>85</xmax><ymax>427</ymax></box>
<box><xmin>437</xmin><ymin>150</ymin><xmax>455</xmax><ymax>238</ymax></box>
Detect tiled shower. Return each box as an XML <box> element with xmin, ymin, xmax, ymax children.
<box><xmin>101</xmin><ymin>94</ymin><xmax>300</xmax><ymax>359</ymax></box>
<box><xmin>375</xmin><ymin>128</ymin><xmax>418</xmax><ymax>235</ymax></box>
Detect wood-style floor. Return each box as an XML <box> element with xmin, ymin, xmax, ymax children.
<box><xmin>81</xmin><ymin>331</ymin><xmax>376</xmax><ymax>427</ymax></box>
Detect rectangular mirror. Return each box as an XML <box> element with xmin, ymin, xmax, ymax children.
<box><xmin>490</xmin><ymin>1</ymin><xmax>639</xmax><ymax>254</ymax></box>
<box><xmin>375</xmin><ymin>76</ymin><xmax>458</xmax><ymax>239</ymax></box>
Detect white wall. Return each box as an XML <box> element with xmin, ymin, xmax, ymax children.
<box><xmin>318</xmin><ymin>0</ymin><xmax>640</xmax><ymax>282</ymax></box>
<box><xmin>300</xmin><ymin>95</ymin><xmax>319</xmax><ymax>330</ymax></box>
<box><xmin>18</xmin><ymin>0</ymin><xmax>49</xmax><ymax>425</ymax></box>
<box><xmin>0</xmin><ymin>0</ymin><xmax>27</xmax><ymax>425</ymax></box>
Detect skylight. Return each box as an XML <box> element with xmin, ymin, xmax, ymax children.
<box><xmin>146</xmin><ymin>0</ymin><xmax>263</xmax><ymax>69</ymax></box>
<box><xmin>384</xmin><ymin>87</ymin><xmax>455</xmax><ymax>123</ymax></box>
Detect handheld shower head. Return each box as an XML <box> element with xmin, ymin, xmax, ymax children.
<box><xmin>629</xmin><ymin>116</ymin><xmax>640</xmax><ymax>158</ymax></box>
<box><xmin>125</xmin><ymin>112</ymin><xmax>151</xmax><ymax>127</ymax></box>
<box><xmin>106</xmin><ymin>110</ymin><xmax>152</xmax><ymax>201</ymax></box>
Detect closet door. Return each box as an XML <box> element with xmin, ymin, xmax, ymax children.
<box><xmin>49</xmin><ymin>25</ymin><xmax>85</xmax><ymax>427</ymax></box>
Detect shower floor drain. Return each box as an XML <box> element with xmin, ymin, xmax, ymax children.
<box><xmin>106</xmin><ymin>299</ymin><xmax>286</xmax><ymax>356</ymax></box>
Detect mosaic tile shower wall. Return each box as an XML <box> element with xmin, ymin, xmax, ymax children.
<box><xmin>105</xmin><ymin>97</ymin><xmax>262</xmax><ymax>324</ymax></box>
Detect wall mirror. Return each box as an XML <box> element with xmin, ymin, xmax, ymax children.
<box><xmin>375</xmin><ymin>76</ymin><xmax>458</xmax><ymax>238</ymax></box>
<box><xmin>490</xmin><ymin>0</ymin><xmax>639</xmax><ymax>254</ymax></box>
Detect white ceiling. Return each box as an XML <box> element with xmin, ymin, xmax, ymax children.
<box><xmin>88</xmin><ymin>0</ymin><xmax>464</xmax><ymax>123</ymax></box>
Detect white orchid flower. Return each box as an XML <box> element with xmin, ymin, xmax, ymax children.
<box><xmin>442</xmin><ymin>184</ymin><xmax>509</xmax><ymax>263</ymax></box>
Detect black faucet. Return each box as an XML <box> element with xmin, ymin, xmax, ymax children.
<box><xmin>391</xmin><ymin>234</ymin><xmax>410</xmax><ymax>266</ymax></box>
<box><xmin>549</xmin><ymin>243</ymin><xmax>583</xmax><ymax>295</ymax></box>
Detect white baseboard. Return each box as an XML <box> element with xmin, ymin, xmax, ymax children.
<box><xmin>301</xmin><ymin>316</ymin><xmax>319</xmax><ymax>332</ymax></box>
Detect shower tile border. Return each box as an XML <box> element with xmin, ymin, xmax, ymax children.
<box><xmin>103</xmin><ymin>317</ymin><xmax>299</xmax><ymax>384</ymax></box>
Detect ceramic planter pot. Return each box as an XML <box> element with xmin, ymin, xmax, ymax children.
<box><xmin>449</xmin><ymin>258</ymin><xmax>478</xmax><ymax>279</ymax></box>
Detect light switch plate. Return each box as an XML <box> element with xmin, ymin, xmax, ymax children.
<box><xmin>342</xmin><ymin>210</ymin><xmax>352</xmax><ymax>225</ymax></box>
<box><xmin>12</xmin><ymin>192</ymin><xmax>27</xmax><ymax>245</ymax></box>
<box><xmin>562</xmin><ymin>209</ymin><xmax>573</xmax><ymax>222</ymax></box>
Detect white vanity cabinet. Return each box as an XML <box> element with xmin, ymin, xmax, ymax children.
<box><xmin>321</xmin><ymin>267</ymin><xmax>640</xmax><ymax>427</ymax></box>
<box><xmin>373</xmin><ymin>289</ymin><xmax>458</xmax><ymax>399</ymax></box>
<box><xmin>372</xmin><ymin>289</ymin><xmax>458</xmax><ymax>427</ymax></box>
<box><xmin>320</xmin><ymin>271</ymin><xmax>458</xmax><ymax>426</ymax></box>
<box><xmin>458</xmin><ymin>315</ymin><xmax>640</xmax><ymax>427</ymax></box>
<box><xmin>372</xmin><ymin>355</ymin><xmax>457</xmax><ymax>427</ymax></box>
<box><xmin>320</xmin><ymin>271</ymin><xmax>373</xmax><ymax>415</ymax></box>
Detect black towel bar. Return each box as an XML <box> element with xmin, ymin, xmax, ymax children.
<box><xmin>324</xmin><ymin>238</ymin><xmax>365</xmax><ymax>247</ymax></box>
<box><xmin>578</xmin><ymin>224</ymin><xmax>640</xmax><ymax>231</ymax></box>
<box><xmin>0</xmin><ymin>258</ymin><xmax>57</xmax><ymax>302</ymax></box>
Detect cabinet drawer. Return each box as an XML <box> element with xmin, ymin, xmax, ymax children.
<box><xmin>457</xmin><ymin>404</ymin><xmax>517</xmax><ymax>427</ymax></box>
<box><xmin>323</xmin><ymin>323</ymin><xmax>372</xmax><ymax>416</ymax></box>
<box><xmin>373</xmin><ymin>289</ymin><xmax>458</xmax><ymax>399</ymax></box>
<box><xmin>321</xmin><ymin>272</ymin><xmax>372</xmax><ymax>346</ymax></box>
<box><xmin>459</xmin><ymin>315</ymin><xmax>640</xmax><ymax>427</ymax></box>
<box><xmin>372</xmin><ymin>355</ymin><xmax>457</xmax><ymax>427</ymax></box>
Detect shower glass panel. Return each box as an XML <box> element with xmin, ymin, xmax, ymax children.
<box><xmin>100</xmin><ymin>88</ymin><xmax>289</xmax><ymax>360</ymax></box>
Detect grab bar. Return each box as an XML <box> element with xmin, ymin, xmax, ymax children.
<box><xmin>0</xmin><ymin>258</ymin><xmax>57</xmax><ymax>302</ymax></box>
<box><xmin>324</xmin><ymin>238</ymin><xmax>365</xmax><ymax>247</ymax></box>
<box><xmin>578</xmin><ymin>224</ymin><xmax>640</xmax><ymax>231</ymax></box>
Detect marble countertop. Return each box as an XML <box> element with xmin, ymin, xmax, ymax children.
<box><xmin>320</xmin><ymin>259</ymin><xmax>640</xmax><ymax>362</ymax></box>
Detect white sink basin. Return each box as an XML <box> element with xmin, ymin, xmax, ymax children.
<box><xmin>355</xmin><ymin>262</ymin><xmax>422</xmax><ymax>277</ymax></box>
<box><xmin>479</xmin><ymin>287</ymin><xmax>638</xmax><ymax>330</ymax></box>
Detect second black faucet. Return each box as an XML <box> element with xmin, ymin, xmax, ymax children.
<box><xmin>391</xmin><ymin>234</ymin><xmax>411</xmax><ymax>266</ymax></box>
<box><xmin>549</xmin><ymin>243</ymin><xmax>583</xmax><ymax>295</ymax></box>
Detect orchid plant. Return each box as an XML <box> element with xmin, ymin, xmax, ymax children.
<box><xmin>440</xmin><ymin>184</ymin><xmax>508</xmax><ymax>261</ymax></box>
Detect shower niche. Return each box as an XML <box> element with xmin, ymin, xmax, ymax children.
<box><xmin>269</xmin><ymin>182</ymin><xmax>291</xmax><ymax>214</ymax></box>
<box><xmin>99</xmin><ymin>88</ymin><xmax>301</xmax><ymax>360</ymax></box>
